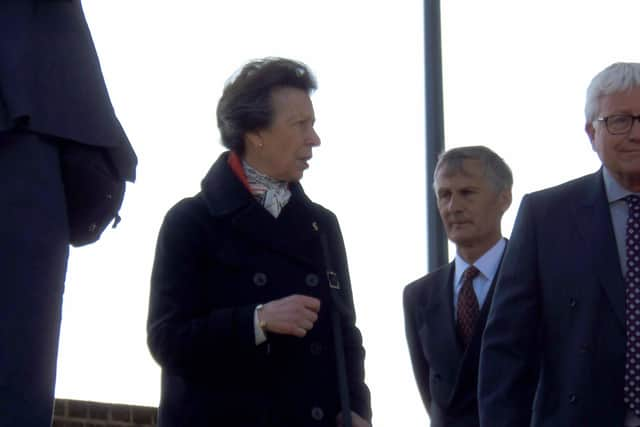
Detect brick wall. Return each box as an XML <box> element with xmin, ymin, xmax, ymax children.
<box><xmin>52</xmin><ymin>398</ymin><xmax>157</xmax><ymax>427</ymax></box>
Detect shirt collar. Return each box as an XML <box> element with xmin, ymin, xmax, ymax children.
<box><xmin>602</xmin><ymin>166</ymin><xmax>633</xmax><ymax>204</ymax></box>
<box><xmin>454</xmin><ymin>238</ymin><xmax>506</xmax><ymax>286</ymax></box>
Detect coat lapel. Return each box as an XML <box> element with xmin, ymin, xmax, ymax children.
<box><xmin>230</xmin><ymin>188</ymin><xmax>322</xmax><ymax>268</ymax></box>
<box><xmin>200</xmin><ymin>152</ymin><xmax>322</xmax><ymax>270</ymax></box>
<box><xmin>422</xmin><ymin>263</ymin><xmax>463</xmax><ymax>379</ymax></box>
<box><xmin>574</xmin><ymin>170</ymin><xmax>625</xmax><ymax>327</ymax></box>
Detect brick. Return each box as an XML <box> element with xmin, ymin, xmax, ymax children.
<box><xmin>68</xmin><ymin>400</ymin><xmax>88</xmax><ymax>418</ymax></box>
<box><xmin>110</xmin><ymin>404</ymin><xmax>131</xmax><ymax>422</ymax></box>
<box><xmin>54</xmin><ymin>398</ymin><xmax>157</xmax><ymax>426</ymax></box>
<box><xmin>132</xmin><ymin>407</ymin><xmax>156</xmax><ymax>424</ymax></box>
<box><xmin>88</xmin><ymin>402</ymin><xmax>109</xmax><ymax>420</ymax></box>
<box><xmin>54</xmin><ymin>400</ymin><xmax>66</xmax><ymax>416</ymax></box>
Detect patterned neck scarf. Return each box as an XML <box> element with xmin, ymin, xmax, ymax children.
<box><xmin>242</xmin><ymin>161</ymin><xmax>291</xmax><ymax>218</ymax></box>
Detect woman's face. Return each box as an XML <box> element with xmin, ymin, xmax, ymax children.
<box><xmin>245</xmin><ymin>87</ymin><xmax>321</xmax><ymax>182</ymax></box>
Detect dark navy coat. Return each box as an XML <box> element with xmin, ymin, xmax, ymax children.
<box><xmin>0</xmin><ymin>0</ymin><xmax>136</xmax><ymax>180</ymax></box>
<box><xmin>404</xmin><ymin>259</ymin><xmax>499</xmax><ymax>427</ymax></box>
<box><xmin>0</xmin><ymin>2</ymin><xmax>135</xmax><ymax>425</ymax></box>
<box><xmin>480</xmin><ymin>170</ymin><xmax>625</xmax><ymax>427</ymax></box>
<box><xmin>147</xmin><ymin>152</ymin><xmax>371</xmax><ymax>426</ymax></box>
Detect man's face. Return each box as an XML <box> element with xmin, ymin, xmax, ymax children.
<box><xmin>247</xmin><ymin>87</ymin><xmax>321</xmax><ymax>182</ymax></box>
<box><xmin>435</xmin><ymin>159</ymin><xmax>511</xmax><ymax>253</ymax></box>
<box><xmin>587</xmin><ymin>86</ymin><xmax>640</xmax><ymax>190</ymax></box>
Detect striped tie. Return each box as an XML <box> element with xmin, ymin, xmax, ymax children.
<box><xmin>457</xmin><ymin>265</ymin><xmax>480</xmax><ymax>348</ymax></box>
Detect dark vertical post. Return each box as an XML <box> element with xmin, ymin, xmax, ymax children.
<box><xmin>424</xmin><ymin>0</ymin><xmax>448</xmax><ymax>271</ymax></box>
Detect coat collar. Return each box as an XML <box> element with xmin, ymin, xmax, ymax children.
<box><xmin>421</xmin><ymin>244</ymin><xmax>506</xmax><ymax>406</ymax></box>
<box><xmin>200</xmin><ymin>152</ymin><xmax>255</xmax><ymax>217</ymax></box>
<box><xmin>200</xmin><ymin>152</ymin><xmax>322</xmax><ymax>268</ymax></box>
<box><xmin>574</xmin><ymin>168</ymin><xmax>625</xmax><ymax>327</ymax></box>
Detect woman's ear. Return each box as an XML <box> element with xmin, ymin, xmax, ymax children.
<box><xmin>245</xmin><ymin>131</ymin><xmax>264</xmax><ymax>151</ymax></box>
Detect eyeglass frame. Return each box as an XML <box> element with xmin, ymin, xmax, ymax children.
<box><xmin>595</xmin><ymin>114</ymin><xmax>640</xmax><ymax>135</ymax></box>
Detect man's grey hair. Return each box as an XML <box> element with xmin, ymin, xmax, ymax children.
<box><xmin>585</xmin><ymin>62</ymin><xmax>640</xmax><ymax>123</ymax></box>
<box><xmin>434</xmin><ymin>145</ymin><xmax>513</xmax><ymax>192</ymax></box>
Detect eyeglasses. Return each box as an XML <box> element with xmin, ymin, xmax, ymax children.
<box><xmin>596</xmin><ymin>114</ymin><xmax>640</xmax><ymax>135</ymax></box>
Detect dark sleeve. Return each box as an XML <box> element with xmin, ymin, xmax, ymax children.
<box><xmin>479</xmin><ymin>194</ymin><xmax>541</xmax><ymax>426</ymax></box>
<box><xmin>403</xmin><ymin>284</ymin><xmax>432</xmax><ymax>414</ymax></box>
<box><xmin>327</xmin><ymin>212</ymin><xmax>372</xmax><ymax>421</ymax></box>
<box><xmin>146</xmin><ymin>200</ymin><xmax>265</xmax><ymax>377</ymax></box>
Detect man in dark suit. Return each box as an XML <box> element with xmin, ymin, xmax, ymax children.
<box><xmin>479</xmin><ymin>62</ymin><xmax>640</xmax><ymax>427</ymax></box>
<box><xmin>0</xmin><ymin>2</ymin><xmax>136</xmax><ymax>426</ymax></box>
<box><xmin>404</xmin><ymin>145</ymin><xmax>513</xmax><ymax>427</ymax></box>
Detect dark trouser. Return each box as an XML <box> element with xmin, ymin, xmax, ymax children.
<box><xmin>0</xmin><ymin>131</ymin><xmax>69</xmax><ymax>427</ymax></box>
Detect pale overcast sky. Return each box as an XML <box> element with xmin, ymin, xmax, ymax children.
<box><xmin>55</xmin><ymin>2</ymin><xmax>640</xmax><ymax>426</ymax></box>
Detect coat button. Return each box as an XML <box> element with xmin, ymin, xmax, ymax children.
<box><xmin>311</xmin><ymin>406</ymin><xmax>324</xmax><ymax>421</ymax></box>
<box><xmin>310</xmin><ymin>342</ymin><xmax>323</xmax><ymax>355</ymax></box>
<box><xmin>569</xmin><ymin>298</ymin><xmax>577</xmax><ymax>308</ymax></box>
<box><xmin>569</xmin><ymin>393</ymin><xmax>576</xmax><ymax>403</ymax></box>
<box><xmin>305</xmin><ymin>273</ymin><xmax>319</xmax><ymax>287</ymax></box>
<box><xmin>253</xmin><ymin>272</ymin><xmax>268</xmax><ymax>287</ymax></box>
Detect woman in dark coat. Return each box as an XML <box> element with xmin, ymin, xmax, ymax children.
<box><xmin>147</xmin><ymin>58</ymin><xmax>372</xmax><ymax>427</ymax></box>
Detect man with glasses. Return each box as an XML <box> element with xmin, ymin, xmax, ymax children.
<box><xmin>479</xmin><ymin>62</ymin><xmax>640</xmax><ymax>427</ymax></box>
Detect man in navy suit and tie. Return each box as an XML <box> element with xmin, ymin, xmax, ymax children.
<box><xmin>479</xmin><ymin>62</ymin><xmax>640</xmax><ymax>427</ymax></box>
<box><xmin>0</xmin><ymin>1</ymin><xmax>136</xmax><ymax>426</ymax></box>
<box><xmin>403</xmin><ymin>145</ymin><xmax>513</xmax><ymax>427</ymax></box>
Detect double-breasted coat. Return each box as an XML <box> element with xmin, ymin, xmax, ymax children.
<box><xmin>479</xmin><ymin>170</ymin><xmax>629</xmax><ymax>426</ymax></box>
<box><xmin>147</xmin><ymin>152</ymin><xmax>371</xmax><ymax>426</ymax></box>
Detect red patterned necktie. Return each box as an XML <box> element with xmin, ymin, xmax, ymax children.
<box><xmin>625</xmin><ymin>195</ymin><xmax>640</xmax><ymax>416</ymax></box>
<box><xmin>457</xmin><ymin>265</ymin><xmax>480</xmax><ymax>348</ymax></box>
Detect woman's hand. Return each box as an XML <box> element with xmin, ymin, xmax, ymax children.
<box><xmin>258</xmin><ymin>294</ymin><xmax>321</xmax><ymax>337</ymax></box>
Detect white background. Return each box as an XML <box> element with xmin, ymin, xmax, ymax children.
<box><xmin>54</xmin><ymin>2</ymin><xmax>640</xmax><ymax>426</ymax></box>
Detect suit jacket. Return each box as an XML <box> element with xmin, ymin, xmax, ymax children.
<box><xmin>147</xmin><ymin>152</ymin><xmax>371</xmax><ymax>426</ymax></box>
<box><xmin>479</xmin><ymin>169</ymin><xmax>626</xmax><ymax>427</ymax></box>
<box><xmin>404</xmin><ymin>253</ymin><xmax>502</xmax><ymax>427</ymax></box>
<box><xmin>0</xmin><ymin>0</ymin><xmax>136</xmax><ymax>181</ymax></box>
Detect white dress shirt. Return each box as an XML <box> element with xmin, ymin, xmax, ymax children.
<box><xmin>452</xmin><ymin>238</ymin><xmax>506</xmax><ymax>317</ymax></box>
